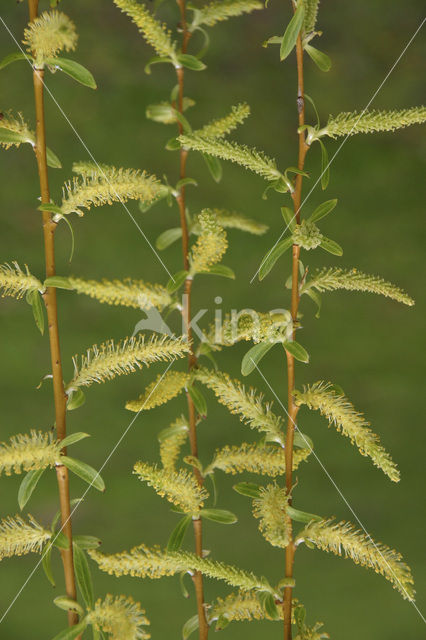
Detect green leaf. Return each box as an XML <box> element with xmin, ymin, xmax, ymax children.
<box><xmin>73</xmin><ymin>535</ymin><xmax>102</xmax><ymax>550</ymax></box>
<box><xmin>46</xmin><ymin>146</ymin><xmax>62</xmax><ymax>169</ymax></box>
<box><xmin>37</xmin><ymin>203</ymin><xmax>63</xmax><ymax>215</ymax></box>
<box><xmin>263</xmin><ymin>35</ymin><xmax>282</xmax><ymax>47</ymax></box>
<box><xmin>53</xmin><ymin>595</ymin><xmax>85</xmax><ymax>617</ymax></box>
<box><xmin>66</xmin><ymin>389</ymin><xmax>86</xmax><ymax>411</ymax></box>
<box><xmin>281</xmin><ymin>206</ymin><xmax>296</xmax><ymax>232</ymax></box>
<box><xmin>215</xmin><ymin>615</ymin><xmax>231</xmax><ymax>631</ymax></box>
<box><xmin>280</xmin><ymin>3</ymin><xmax>305</xmax><ymax>61</ymax></box>
<box><xmin>0</xmin><ymin>51</ymin><xmax>33</xmax><ymax>71</ymax></box>
<box><xmin>51</xmin><ymin>621</ymin><xmax>88</xmax><ymax>640</ymax></box>
<box><xmin>176</xmin><ymin>177</ymin><xmax>198</xmax><ymax>190</ymax></box>
<box><xmin>305</xmin><ymin>288</ymin><xmax>321</xmax><ymax>318</ymax></box>
<box><xmin>233</xmin><ymin>482</ymin><xmax>261</xmax><ymax>498</ymax></box>
<box><xmin>177</xmin><ymin>54</ymin><xmax>206</xmax><ymax>71</ymax></box>
<box><xmin>42</xmin><ymin>543</ymin><xmax>55</xmax><ymax>587</ymax></box>
<box><xmin>60</xmin><ymin>432</ymin><xmax>90</xmax><ymax>448</ymax></box>
<box><xmin>144</xmin><ymin>55</ymin><xmax>173</xmax><ymax>74</ymax></box>
<box><xmin>146</xmin><ymin>103</ymin><xmax>176</xmax><ymax>123</ymax></box>
<box><xmin>241</xmin><ymin>342</ymin><xmax>274</xmax><ymax>376</ymax></box>
<box><xmin>165</xmin><ymin>136</ymin><xmax>181</xmax><ymax>151</ymax></box>
<box><xmin>257</xmin><ymin>591</ymin><xmax>280</xmax><ymax>620</ymax></box>
<box><xmin>156</xmin><ymin>227</ymin><xmax>182</xmax><ymax>250</ymax></box>
<box><xmin>158</xmin><ymin>423</ymin><xmax>188</xmax><ymax>442</ymax></box>
<box><xmin>318</xmin><ymin>139</ymin><xmax>330</xmax><ymax>190</ymax></box>
<box><xmin>46</xmin><ymin>57</ymin><xmax>97</xmax><ymax>89</ymax></box>
<box><xmin>44</xmin><ymin>276</ymin><xmax>74</xmax><ymax>290</ymax></box>
<box><xmin>305</xmin><ymin>44</ymin><xmax>332</xmax><ymax>72</ymax></box>
<box><xmin>60</xmin><ymin>456</ymin><xmax>105</xmax><ymax>492</ymax></box>
<box><xmin>179</xmin><ymin>571</ymin><xmax>190</xmax><ymax>599</ymax></box>
<box><xmin>73</xmin><ymin>542</ymin><xmax>94</xmax><ymax>608</ymax></box>
<box><xmin>182</xmin><ymin>614</ymin><xmax>199</xmax><ymax>640</ymax></box>
<box><xmin>286</xmin><ymin>505</ymin><xmax>321</xmax><ymax>523</ymax></box>
<box><xmin>18</xmin><ymin>468</ymin><xmax>45</xmax><ymax>510</ymax></box>
<box><xmin>200</xmin><ymin>508</ymin><xmax>237</xmax><ymax>524</ymax></box>
<box><xmin>51</xmin><ymin>498</ymin><xmax>83</xmax><ymax>532</ymax></box>
<box><xmin>167</xmin><ymin>270</ymin><xmax>188</xmax><ymax>293</ymax></box>
<box><xmin>293</xmin><ymin>431</ymin><xmax>313</xmax><ymax>450</ymax></box>
<box><xmin>320</xmin><ymin>236</ymin><xmax>343</xmax><ymax>256</ymax></box>
<box><xmin>202</xmin><ymin>153</ymin><xmax>222</xmax><ymax>182</ymax></box>
<box><xmin>167</xmin><ymin>515</ymin><xmax>192</xmax><ymax>552</ymax></box>
<box><xmin>258</xmin><ymin>237</ymin><xmax>293</xmax><ymax>280</ymax></box>
<box><xmin>18</xmin><ymin>469</ymin><xmax>45</xmax><ymax>511</ymax></box>
<box><xmin>0</xmin><ymin>128</ymin><xmax>33</xmax><ymax>146</ymax></box>
<box><xmin>26</xmin><ymin>289</ymin><xmax>45</xmax><ymax>335</ymax></box>
<box><xmin>309</xmin><ymin>199</ymin><xmax>337</xmax><ymax>223</ymax></box>
<box><xmin>283</xmin><ymin>340</ymin><xmax>309</xmax><ymax>363</ymax></box>
<box><xmin>53</xmin><ymin>531</ymin><xmax>70</xmax><ymax>550</ymax></box>
<box><xmin>203</xmin><ymin>264</ymin><xmax>235</xmax><ymax>279</ymax></box>
<box><xmin>188</xmin><ymin>384</ymin><xmax>207</xmax><ymax>417</ymax></box>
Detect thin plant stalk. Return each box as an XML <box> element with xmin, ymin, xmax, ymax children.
<box><xmin>28</xmin><ymin>0</ymin><xmax>78</xmax><ymax>628</ymax></box>
<box><xmin>175</xmin><ymin>2</ymin><xmax>209</xmax><ymax>638</ymax></box>
<box><xmin>283</xmin><ymin>5</ymin><xmax>309</xmax><ymax>639</ymax></box>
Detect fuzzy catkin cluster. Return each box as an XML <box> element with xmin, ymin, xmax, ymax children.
<box><xmin>292</xmin><ymin>220</ymin><xmax>323</xmax><ymax>250</ymax></box>
<box><xmin>252</xmin><ymin>484</ymin><xmax>291</xmax><ymax>548</ymax></box>
<box><xmin>0</xmin><ymin>112</ymin><xmax>34</xmax><ymax>149</ymax></box>
<box><xmin>113</xmin><ymin>0</ymin><xmax>176</xmax><ymax>59</ymax></box>
<box><xmin>206</xmin><ymin>442</ymin><xmax>310</xmax><ymax>476</ymax></box>
<box><xmin>0</xmin><ymin>515</ymin><xmax>51</xmax><ymax>560</ymax></box>
<box><xmin>0</xmin><ymin>262</ymin><xmax>42</xmax><ymax>299</ymax></box>
<box><xmin>191</xmin><ymin>0</ymin><xmax>263</xmax><ymax>28</ymax></box>
<box><xmin>322</xmin><ymin>107</ymin><xmax>426</xmax><ymax>138</ymax></box>
<box><xmin>125</xmin><ymin>371</ymin><xmax>190</xmax><ymax>412</ymax></box>
<box><xmin>190</xmin><ymin>210</ymin><xmax>228</xmax><ymax>274</ymax></box>
<box><xmin>193</xmin><ymin>208</ymin><xmax>267</xmax><ymax>235</ymax></box>
<box><xmin>207</xmin><ymin>310</ymin><xmax>293</xmax><ymax>347</ymax></box>
<box><xmin>86</xmin><ymin>595</ymin><xmax>151</xmax><ymax>640</ymax></box>
<box><xmin>23</xmin><ymin>11</ymin><xmax>77</xmax><ymax>65</ymax></box>
<box><xmin>0</xmin><ymin>430</ymin><xmax>61</xmax><ymax>476</ymax></box>
<box><xmin>196</xmin><ymin>103</ymin><xmax>250</xmax><ymax>138</ymax></box>
<box><xmin>68</xmin><ymin>276</ymin><xmax>172</xmax><ymax>311</ymax></box>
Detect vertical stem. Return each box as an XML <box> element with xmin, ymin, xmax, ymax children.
<box><xmin>28</xmin><ymin>0</ymin><xmax>78</xmax><ymax>628</ymax></box>
<box><xmin>282</xmin><ymin>18</ymin><xmax>309</xmax><ymax>640</ymax></box>
<box><xmin>176</xmin><ymin>2</ymin><xmax>209</xmax><ymax>639</ymax></box>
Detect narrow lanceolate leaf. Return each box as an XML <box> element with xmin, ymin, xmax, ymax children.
<box><xmin>301</xmin><ymin>267</ymin><xmax>414</xmax><ymax>306</ymax></box>
<box><xmin>0</xmin><ymin>514</ymin><xmax>51</xmax><ymax>560</ymax></box>
<box><xmin>61</xmin><ymin>456</ymin><xmax>105</xmax><ymax>492</ymax></box>
<box><xmin>126</xmin><ymin>371</ymin><xmax>190</xmax><ymax>412</ymax></box>
<box><xmin>193</xmin><ymin>208</ymin><xmax>267</xmax><ymax>235</ymax></box>
<box><xmin>45</xmin><ymin>57</ymin><xmax>97</xmax><ymax>89</ymax></box>
<box><xmin>205</xmin><ymin>442</ymin><xmax>310</xmax><ymax>476</ymax></box>
<box><xmin>294</xmin><ymin>382</ymin><xmax>399</xmax><ymax>481</ymax></box>
<box><xmin>159</xmin><ymin>416</ymin><xmax>188</xmax><ymax>471</ymax></box>
<box><xmin>241</xmin><ymin>342</ymin><xmax>274</xmax><ymax>376</ymax></box>
<box><xmin>22</xmin><ymin>10</ymin><xmax>78</xmax><ymax>66</ymax></box>
<box><xmin>18</xmin><ymin>469</ymin><xmax>46</xmax><ymax>511</ymax></box>
<box><xmin>73</xmin><ymin>542</ymin><xmax>94</xmax><ymax>608</ymax></box>
<box><xmin>297</xmin><ymin>518</ymin><xmax>415</xmax><ymax>601</ymax></box>
<box><xmin>0</xmin><ymin>430</ymin><xmax>61</xmax><ymax>476</ymax></box>
<box><xmin>113</xmin><ymin>0</ymin><xmax>177</xmax><ymax>60</ymax></box>
<box><xmin>133</xmin><ymin>462</ymin><xmax>208</xmax><ymax>516</ymax></box>
<box><xmin>0</xmin><ymin>111</ymin><xmax>34</xmax><ymax>149</ymax></box>
<box><xmin>67</xmin><ymin>334</ymin><xmax>189</xmax><ymax>389</ymax></box>
<box><xmin>66</xmin><ymin>276</ymin><xmax>172</xmax><ymax>310</ymax></box>
<box><xmin>196</xmin><ymin>103</ymin><xmax>250</xmax><ymax>138</ymax></box>
<box><xmin>189</xmin><ymin>210</ymin><xmax>228</xmax><ymax>274</ymax></box>
<box><xmin>60</xmin><ymin>165</ymin><xmax>163</xmax><ymax>216</ymax></box>
<box><xmin>90</xmin><ymin>545</ymin><xmax>274</xmax><ymax>595</ymax></box>
<box><xmin>190</xmin><ymin>0</ymin><xmax>263</xmax><ymax>30</ymax></box>
<box><xmin>252</xmin><ymin>484</ymin><xmax>291</xmax><ymax>548</ymax></box>
<box><xmin>167</xmin><ymin>516</ymin><xmax>192</xmax><ymax>552</ymax></box>
<box><xmin>0</xmin><ymin>262</ymin><xmax>43</xmax><ymax>299</ymax></box>
<box><xmin>304</xmin><ymin>44</ymin><xmax>331</xmax><ymax>72</ymax></box>
<box><xmin>318</xmin><ymin>107</ymin><xmax>426</xmax><ymax>139</ymax></box>
<box><xmin>179</xmin><ymin>134</ymin><xmax>281</xmax><ymax>181</ymax></box>
<box><xmin>195</xmin><ymin>367</ymin><xmax>284</xmax><ymax>444</ymax></box>
<box><xmin>280</xmin><ymin>3</ymin><xmax>304</xmax><ymax>61</ymax></box>
<box><xmin>85</xmin><ymin>594</ymin><xmax>151</xmax><ymax>640</ymax></box>
<box><xmin>258</xmin><ymin>237</ymin><xmax>293</xmax><ymax>280</ymax></box>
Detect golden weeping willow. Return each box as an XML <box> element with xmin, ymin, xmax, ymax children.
<box><xmin>0</xmin><ymin>262</ymin><xmax>43</xmax><ymax>299</ymax></box>
<box><xmin>294</xmin><ymin>382</ymin><xmax>399</xmax><ymax>482</ymax></box>
<box><xmin>67</xmin><ymin>334</ymin><xmax>190</xmax><ymax>389</ymax></box>
<box><xmin>23</xmin><ymin>11</ymin><xmax>77</xmax><ymax>64</ymax></box>
<box><xmin>86</xmin><ymin>594</ymin><xmax>151</xmax><ymax>640</ymax></box>
<box><xmin>0</xmin><ymin>514</ymin><xmax>51</xmax><ymax>560</ymax></box>
<box><xmin>125</xmin><ymin>371</ymin><xmax>190</xmax><ymax>412</ymax></box>
<box><xmin>0</xmin><ymin>430</ymin><xmax>61</xmax><ymax>476</ymax></box>
<box><xmin>133</xmin><ymin>462</ymin><xmax>208</xmax><ymax>516</ymax></box>
<box><xmin>252</xmin><ymin>484</ymin><xmax>291</xmax><ymax>548</ymax></box>
<box><xmin>297</xmin><ymin>519</ymin><xmax>415</xmax><ymax>601</ymax></box>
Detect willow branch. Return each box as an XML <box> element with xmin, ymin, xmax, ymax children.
<box><xmin>282</xmin><ymin>10</ymin><xmax>309</xmax><ymax>640</ymax></box>
<box><xmin>175</xmin><ymin>3</ymin><xmax>209</xmax><ymax>639</ymax></box>
<box><xmin>28</xmin><ymin>0</ymin><xmax>78</xmax><ymax>628</ymax></box>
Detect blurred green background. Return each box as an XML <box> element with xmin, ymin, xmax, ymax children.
<box><xmin>0</xmin><ymin>1</ymin><xmax>425</xmax><ymax>638</ymax></box>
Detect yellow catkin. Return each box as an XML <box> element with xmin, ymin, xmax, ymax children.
<box><xmin>125</xmin><ymin>371</ymin><xmax>190</xmax><ymax>412</ymax></box>
<box><xmin>0</xmin><ymin>262</ymin><xmax>43</xmax><ymax>299</ymax></box>
<box><xmin>205</xmin><ymin>442</ymin><xmax>310</xmax><ymax>476</ymax></box>
<box><xmin>86</xmin><ymin>594</ymin><xmax>151</xmax><ymax>640</ymax></box>
<box><xmin>189</xmin><ymin>210</ymin><xmax>228</xmax><ymax>274</ymax></box>
<box><xmin>193</xmin><ymin>208</ymin><xmax>268</xmax><ymax>235</ymax></box>
<box><xmin>210</xmin><ymin>591</ymin><xmax>288</xmax><ymax>624</ymax></box>
<box><xmin>68</xmin><ymin>276</ymin><xmax>172</xmax><ymax>310</ymax></box>
<box><xmin>133</xmin><ymin>462</ymin><xmax>208</xmax><ymax>515</ymax></box>
<box><xmin>298</xmin><ymin>519</ymin><xmax>415</xmax><ymax>601</ymax></box>
<box><xmin>0</xmin><ymin>111</ymin><xmax>34</xmax><ymax>149</ymax></box>
<box><xmin>191</xmin><ymin>0</ymin><xmax>263</xmax><ymax>29</ymax></box>
<box><xmin>0</xmin><ymin>430</ymin><xmax>61</xmax><ymax>476</ymax></box>
<box><xmin>159</xmin><ymin>416</ymin><xmax>188</xmax><ymax>471</ymax></box>
<box><xmin>204</xmin><ymin>310</ymin><xmax>292</xmax><ymax>349</ymax></box>
<box><xmin>252</xmin><ymin>484</ymin><xmax>291</xmax><ymax>548</ymax></box>
<box><xmin>196</xmin><ymin>103</ymin><xmax>250</xmax><ymax>138</ymax></box>
<box><xmin>23</xmin><ymin>11</ymin><xmax>77</xmax><ymax>64</ymax></box>
<box><xmin>0</xmin><ymin>514</ymin><xmax>51</xmax><ymax>560</ymax></box>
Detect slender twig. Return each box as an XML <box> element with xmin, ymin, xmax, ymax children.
<box><xmin>175</xmin><ymin>3</ymin><xmax>209</xmax><ymax>639</ymax></box>
<box><xmin>28</xmin><ymin>0</ymin><xmax>78</xmax><ymax>628</ymax></box>
<box><xmin>282</xmin><ymin>7</ymin><xmax>309</xmax><ymax>640</ymax></box>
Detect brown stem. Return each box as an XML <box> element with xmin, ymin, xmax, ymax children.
<box><xmin>176</xmin><ymin>3</ymin><xmax>209</xmax><ymax>639</ymax></box>
<box><xmin>282</xmin><ymin>18</ymin><xmax>309</xmax><ymax>640</ymax></box>
<box><xmin>29</xmin><ymin>0</ymin><xmax>78</xmax><ymax>627</ymax></box>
